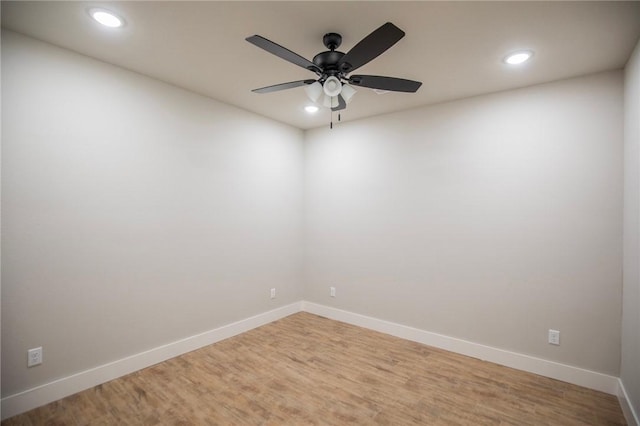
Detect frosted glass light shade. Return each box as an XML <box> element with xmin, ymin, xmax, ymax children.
<box><xmin>304</xmin><ymin>82</ymin><xmax>323</xmax><ymax>102</ymax></box>
<box><xmin>322</xmin><ymin>95</ymin><xmax>338</xmax><ymax>108</ymax></box>
<box><xmin>323</xmin><ymin>76</ymin><xmax>342</xmax><ymax>97</ymax></box>
<box><xmin>341</xmin><ymin>84</ymin><xmax>357</xmax><ymax>103</ymax></box>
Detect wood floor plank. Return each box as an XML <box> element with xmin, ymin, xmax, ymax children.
<box><xmin>2</xmin><ymin>312</ymin><xmax>627</xmax><ymax>425</ymax></box>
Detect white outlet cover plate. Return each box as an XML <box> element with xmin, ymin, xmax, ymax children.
<box><xmin>28</xmin><ymin>347</ymin><xmax>43</xmax><ymax>367</ymax></box>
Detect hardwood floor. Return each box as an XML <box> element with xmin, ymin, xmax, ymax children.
<box><xmin>3</xmin><ymin>312</ymin><xmax>626</xmax><ymax>425</ymax></box>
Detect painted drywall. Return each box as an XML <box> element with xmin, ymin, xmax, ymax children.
<box><xmin>304</xmin><ymin>71</ymin><xmax>624</xmax><ymax>375</ymax></box>
<box><xmin>622</xmin><ymin>36</ymin><xmax>640</xmax><ymax>418</ymax></box>
<box><xmin>1</xmin><ymin>30</ymin><xmax>304</xmax><ymax>396</ymax></box>
<box><xmin>0</xmin><ymin>27</ymin><xmax>629</xmax><ymax>407</ymax></box>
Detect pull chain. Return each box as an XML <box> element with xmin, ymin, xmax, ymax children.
<box><xmin>329</xmin><ymin>109</ymin><xmax>342</xmax><ymax>129</ymax></box>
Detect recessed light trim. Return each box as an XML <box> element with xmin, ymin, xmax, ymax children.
<box><xmin>504</xmin><ymin>50</ymin><xmax>533</xmax><ymax>65</ymax></box>
<box><xmin>304</xmin><ymin>105</ymin><xmax>319</xmax><ymax>114</ymax></box>
<box><xmin>89</xmin><ymin>8</ymin><xmax>124</xmax><ymax>28</ymax></box>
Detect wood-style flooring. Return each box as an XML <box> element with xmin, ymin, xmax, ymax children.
<box><xmin>2</xmin><ymin>312</ymin><xmax>627</xmax><ymax>425</ymax></box>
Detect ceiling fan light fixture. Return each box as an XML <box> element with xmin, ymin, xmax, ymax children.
<box><xmin>304</xmin><ymin>105</ymin><xmax>319</xmax><ymax>113</ymax></box>
<box><xmin>504</xmin><ymin>50</ymin><xmax>533</xmax><ymax>65</ymax></box>
<box><xmin>246</xmin><ymin>22</ymin><xmax>423</xmax><ymax>115</ymax></box>
<box><xmin>89</xmin><ymin>8</ymin><xmax>124</xmax><ymax>28</ymax></box>
<box><xmin>341</xmin><ymin>84</ymin><xmax>357</xmax><ymax>103</ymax></box>
<box><xmin>304</xmin><ymin>81</ymin><xmax>323</xmax><ymax>102</ymax></box>
<box><xmin>323</xmin><ymin>76</ymin><xmax>342</xmax><ymax>97</ymax></box>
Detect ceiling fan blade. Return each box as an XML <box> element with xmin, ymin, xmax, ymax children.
<box><xmin>349</xmin><ymin>75</ymin><xmax>422</xmax><ymax>93</ymax></box>
<box><xmin>331</xmin><ymin>94</ymin><xmax>346</xmax><ymax>111</ymax></box>
<box><xmin>246</xmin><ymin>35</ymin><xmax>320</xmax><ymax>73</ymax></box>
<box><xmin>338</xmin><ymin>22</ymin><xmax>405</xmax><ymax>73</ymax></box>
<box><xmin>252</xmin><ymin>79</ymin><xmax>316</xmax><ymax>94</ymax></box>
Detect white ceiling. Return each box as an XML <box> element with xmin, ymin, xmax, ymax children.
<box><xmin>2</xmin><ymin>1</ymin><xmax>639</xmax><ymax>130</ymax></box>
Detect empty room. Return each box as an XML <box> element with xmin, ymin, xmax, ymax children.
<box><xmin>1</xmin><ymin>1</ymin><xmax>639</xmax><ymax>424</ymax></box>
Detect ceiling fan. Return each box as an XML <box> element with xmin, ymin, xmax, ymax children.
<box><xmin>246</xmin><ymin>22</ymin><xmax>422</xmax><ymax>112</ymax></box>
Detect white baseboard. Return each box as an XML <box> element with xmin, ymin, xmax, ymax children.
<box><xmin>301</xmin><ymin>301</ymin><xmax>621</xmax><ymax>396</ymax></box>
<box><xmin>1</xmin><ymin>302</ymin><xmax>302</xmax><ymax>420</ymax></box>
<box><xmin>618</xmin><ymin>379</ymin><xmax>640</xmax><ymax>426</ymax></box>
<box><xmin>3</xmin><ymin>300</ymin><xmax>627</xmax><ymax>421</ymax></box>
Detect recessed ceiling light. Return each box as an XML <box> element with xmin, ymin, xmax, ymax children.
<box><xmin>504</xmin><ymin>50</ymin><xmax>533</xmax><ymax>65</ymax></box>
<box><xmin>89</xmin><ymin>8</ymin><xmax>124</xmax><ymax>28</ymax></box>
<box><xmin>304</xmin><ymin>105</ymin><xmax>319</xmax><ymax>114</ymax></box>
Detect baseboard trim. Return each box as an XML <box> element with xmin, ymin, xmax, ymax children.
<box><xmin>1</xmin><ymin>302</ymin><xmax>302</xmax><ymax>420</ymax></box>
<box><xmin>3</xmin><ymin>300</ymin><xmax>625</xmax><ymax>420</ymax></box>
<box><xmin>301</xmin><ymin>301</ymin><xmax>620</xmax><ymax>396</ymax></box>
<box><xmin>618</xmin><ymin>379</ymin><xmax>640</xmax><ymax>426</ymax></box>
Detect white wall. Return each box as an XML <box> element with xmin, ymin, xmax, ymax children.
<box><xmin>304</xmin><ymin>71</ymin><xmax>624</xmax><ymax>375</ymax></box>
<box><xmin>1</xmin><ymin>31</ymin><xmax>304</xmax><ymax>396</ymax></box>
<box><xmin>0</xmin><ymin>28</ymin><xmax>630</xmax><ymax>410</ymax></box>
<box><xmin>622</xmin><ymin>37</ymin><xmax>640</xmax><ymax>419</ymax></box>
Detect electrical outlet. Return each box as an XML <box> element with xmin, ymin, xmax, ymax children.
<box><xmin>270</xmin><ymin>288</ymin><xmax>276</xmax><ymax>299</ymax></box>
<box><xmin>28</xmin><ymin>347</ymin><xmax>43</xmax><ymax>367</ymax></box>
<box><xmin>330</xmin><ymin>286</ymin><xmax>336</xmax><ymax>297</ymax></box>
<box><xmin>548</xmin><ymin>329</ymin><xmax>560</xmax><ymax>345</ymax></box>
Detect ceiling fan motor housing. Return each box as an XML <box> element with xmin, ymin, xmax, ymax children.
<box><xmin>313</xmin><ymin>50</ymin><xmax>345</xmax><ymax>73</ymax></box>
